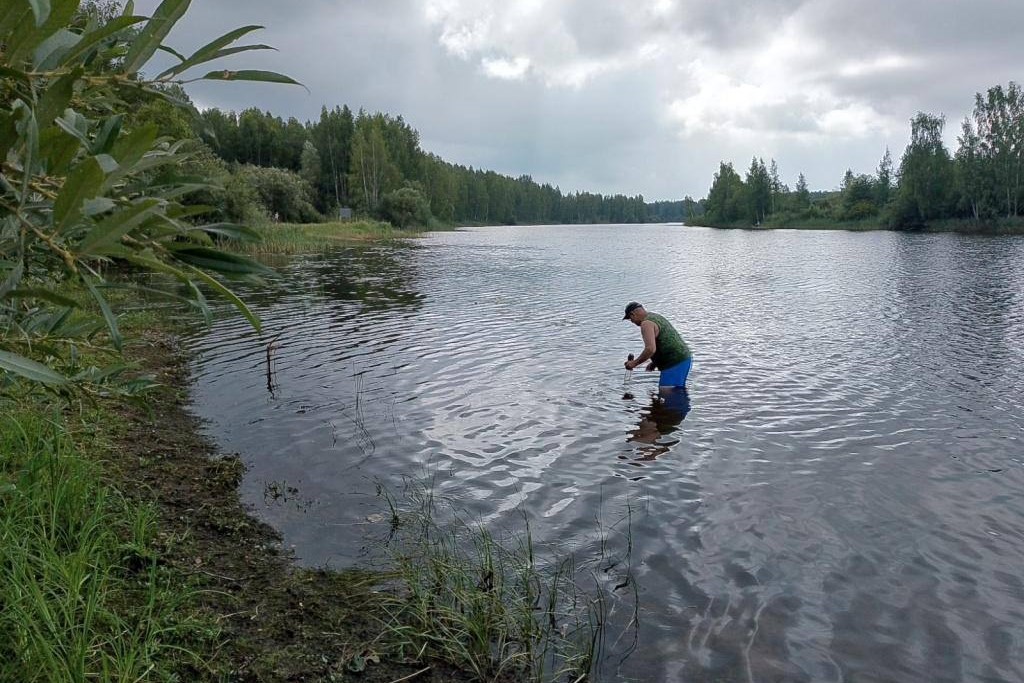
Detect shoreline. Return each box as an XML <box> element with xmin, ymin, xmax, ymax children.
<box><xmin>100</xmin><ymin>327</ymin><xmax>475</xmax><ymax>681</ymax></box>
<box><xmin>686</xmin><ymin>217</ymin><xmax>1024</xmax><ymax>234</ymax></box>
<box><xmin>2</xmin><ymin>219</ymin><xmax>608</xmax><ymax>680</ymax></box>
<box><xmin>255</xmin><ymin>217</ymin><xmax>1024</xmax><ymax>236</ymax></box>
<box><xmin>238</xmin><ymin>219</ymin><xmax>430</xmax><ymax>254</ymax></box>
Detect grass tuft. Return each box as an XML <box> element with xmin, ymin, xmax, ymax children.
<box><xmin>0</xmin><ymin>409</ymin><xmax>213</xmax><ymax>683</ymax></box>
<box><xmin>376</xmin><ymin>480</ymin><xmax>629</xmax><ymax>682</ymax></box>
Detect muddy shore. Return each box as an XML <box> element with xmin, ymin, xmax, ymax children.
<box><xmin>109</xmin><ymin>328</ymin><xmax>477</xmax><ymax>682</ymax></box>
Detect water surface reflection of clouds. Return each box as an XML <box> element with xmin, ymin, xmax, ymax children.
<box><xmin>187</xmin><ymin>226</ymin><xmax>1024</xmax><ymax>682</ymax></box>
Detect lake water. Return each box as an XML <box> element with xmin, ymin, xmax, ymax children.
<box><xmin>185</xmin><ymin>225</ymin><xmax>1024</xmax><ymax>682</ymax></box>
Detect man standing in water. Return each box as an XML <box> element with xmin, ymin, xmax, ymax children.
<box><xmin>622</xmin><ymin>302</ymin><xmax>693</xmax><ymax>389</ymax></box>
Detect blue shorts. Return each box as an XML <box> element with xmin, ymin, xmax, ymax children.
<box><xmin>659</xmin><ymin>357</ymin><xmax>692</xmax><ymax>387</ymax></box>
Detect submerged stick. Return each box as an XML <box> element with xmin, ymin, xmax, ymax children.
<box><xmin>265</xmin><ymin>332</ymin><xmax>284</xmax><ymax>393</ymax></box>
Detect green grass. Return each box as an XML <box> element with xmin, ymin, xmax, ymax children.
<box><xmin>763</xmin><ymin>216</ymin><xmax>883</xmax><ymax>231</ymax></box>
<box><xmin>378</xmin><ymin>481</ymin><xmax>620</xmax><ymax>682</ymax></box>
<box><xmin>0</xmin><ymin>409</ymin><xmax>214</xmax><ymax>683</ymax></box>
<box><xmin>0</xmin><ymin>398</ymin><xmax>616</xmax><ymax>682</ymax></box>
<box><xmin>235</xmin><ymin>219</ymin><xmax>428</xmax><ymax>254</ymax></box>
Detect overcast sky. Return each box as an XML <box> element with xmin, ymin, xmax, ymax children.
<box><xmin>134</xmin><ymin>0</ymin><xmax>1024</xmax><ymax>201</ymax></box>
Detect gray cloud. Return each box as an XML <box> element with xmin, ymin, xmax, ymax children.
<box><xmin>132</xmin><ymin>0</ymin><xmax>1021</xmax><ymax>200</ymax></box>
<box><xmin>668</xmin><ymin>0</ymin><xmax>812</xmax><ymax>48</ymax></box>
<box><xmin>794</xmin><ymin>1</ymin><xmax>1024</xmax><ymax>111</ymax></box>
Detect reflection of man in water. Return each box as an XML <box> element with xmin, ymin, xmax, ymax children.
<box><xmin>628</xmin><ymin>388</ymin><xmax>691</xmax><ymax>460</ymax></box>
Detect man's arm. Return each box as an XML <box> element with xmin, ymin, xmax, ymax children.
<box><xmin>625</xmin><ymin>321</ymin><xmax>659</xmax><ymax>369</ymax></box>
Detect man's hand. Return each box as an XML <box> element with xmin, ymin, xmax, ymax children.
<box><xmin>645</xmin><ymin>361</ymin><xmax>656</xmax><ymax>372</ymax></box>
<box><xmin>624</xmin><ymin>359</ymin><xmax>638</xmax><ymax>370</ymax></box>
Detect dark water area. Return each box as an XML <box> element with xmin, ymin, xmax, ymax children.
<box><xmin>185</xmin><ymin>225</ymin><xmax>1024</xmax><ymax>682</ymax></box>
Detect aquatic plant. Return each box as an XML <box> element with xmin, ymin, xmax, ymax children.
<box><xmin>376</xmin><ymin>479</ymin><xmax>636</xmax><ymax>682</ymax></box>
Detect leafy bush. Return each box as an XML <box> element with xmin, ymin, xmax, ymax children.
<box><xmin>380</xmin><ymin>186</ymin><xmax>432</xmax><ymax>228</ymax></box>
<box><xmin>0</xmin><ymin>0</ymin><xmax>300</xmax><ymax>395</ymax></box>
<box><xmin>222</xmin><ymin>170</ymin><xmax>269</xmax><ymax>225</ymax></box>
<box><xmin>844</xmin><ymin>200</ymin><xmax>878</xmax><ymax>221</ymax></box>
<box><xmin>231</xmin><ymin>164</ymin><xmax>321</xmax><ymax>224</ymax></box>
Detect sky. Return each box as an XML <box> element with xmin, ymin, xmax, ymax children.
<box><xmin>133</xmin><ymin>0</ymin><xmax>1024</xmax><ymax>201</ymax></box>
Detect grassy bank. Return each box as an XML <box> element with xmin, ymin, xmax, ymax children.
<box><xmin>0</xmin><ymin>407</ymin><xmax>213</xmax><ymax>682</ymax></box>
<box><xmin>1</xmin><ymin>312</ymin><xmax>409</xmax><ymax>681</ymax></box>
<box><xmin>236</xmin><ymin>219</ymin><xmax>430</xmax><ymax>254</ymax></box>
<box><xmin>905</xmin><ymin>216</ymin><xmax>1024</xmax><ymax>234</ymax></box>
<box><xmin>1</xmin><ymin>290</ymin><xmax>609</xmax><ymax>680</ymax></box>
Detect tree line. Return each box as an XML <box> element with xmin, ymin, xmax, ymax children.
<box><xmin>700</xmin><ymin>82</ymin><xmax>1024</xmax><ymax>229</ymax></box>
<box><xmin>183</xmin><ymin>105</ymin><xmax>680</xmax><ymax>227</ymax></box>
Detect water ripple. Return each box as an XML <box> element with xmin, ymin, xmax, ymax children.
<box><xmin>185</xmin><ymin>226</ymin><xmax>1024</xmax><ymax>682</ymax></box>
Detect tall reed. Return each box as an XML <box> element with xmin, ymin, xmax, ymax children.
<box><xmin>376</xmin><ymin>480</ymin><xmax>633</xmax><ymax>682</ymax></box>
<box><xmin>234</xmin><ymin>220</ymin><xmax>419</xmax><ymax>254</ymax></box>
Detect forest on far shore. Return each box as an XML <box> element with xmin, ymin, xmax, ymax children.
<box><xmin>139</xmin><ymin>89</ymin><xmax>689</xmax><ymax>228</ymax></box>
<box><xmin>698</xmin><ymin>82</ymin><xmax>1024</xmax><ymax>230</ymax></box>
<box><xmin>140</xmin><ymin>70</ymin><xmax>1023</xmax><ymax>233</ymax></box>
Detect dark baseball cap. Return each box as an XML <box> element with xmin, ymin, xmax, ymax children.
<box><xmin>622</xmin><ymin>301</ymin><xmax>643</xmax><ymax>319</ymax></box>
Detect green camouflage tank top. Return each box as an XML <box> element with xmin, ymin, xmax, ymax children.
<box><xmin>646</xmin><ymin>312</ymin><xmax>691</xmax><ymax>370</ymax></box>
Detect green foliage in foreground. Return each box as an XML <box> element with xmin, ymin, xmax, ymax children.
<box><xmin>0</xmin><ymin>0</ymin><xmax>300</xmax><ymax>395</ymax></box>
<box><xmin>0</xmin><ymin>410</ymin><xmax>212</xmax><ymax>682</ymax></box>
